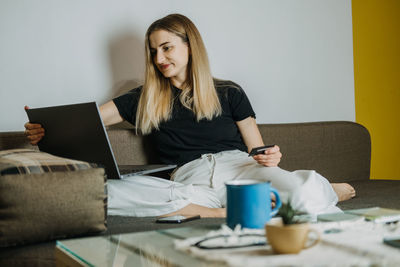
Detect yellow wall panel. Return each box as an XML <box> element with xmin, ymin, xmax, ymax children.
<box><xmin>352</xmin><ymin>0</ymin><xmax>400</xmax><ymax>179</ymax></box>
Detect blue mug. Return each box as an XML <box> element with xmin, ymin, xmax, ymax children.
<box><xmin>226</xmin><ymin>180</ymin><xmax>281</xmax><ymax>229</ymax></box>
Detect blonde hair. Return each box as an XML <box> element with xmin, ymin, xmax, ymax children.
<box><xmin>136</xmin><ymin>14</ymin><xmax>222</xmax><ymax>134</ymax></box>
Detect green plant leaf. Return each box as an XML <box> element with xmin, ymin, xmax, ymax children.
<box><xmin>278</xmin><ymin>201</ymin><xmax>299</xmax><ymax>225</ymax></box>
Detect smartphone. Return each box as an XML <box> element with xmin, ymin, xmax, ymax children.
<box><xmin>155</xmin><ymin>215</ymin><xmax>201</xmax><ymax>224</ymax></box>
<box><xmin>248</xmin><ymin>145</ymin><xmax>275</xmax><ymax>156</ymax></box>
<box><xmin>383</xmin><ymin>236</ymin><xmax>400</xmax><ymax>248</ymax></box>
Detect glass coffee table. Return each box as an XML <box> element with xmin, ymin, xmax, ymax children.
<box><xmin>55</xmin><ymin>225</ymin><xmax>221</xmax><ymax>267</ymax></box>
<box><xmin>56</xmin><ymin>220</ymin><xmax>400</xmax><ymax>267</ymax></box>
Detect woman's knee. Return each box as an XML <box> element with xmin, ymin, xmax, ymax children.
<box><xmin>249</xmin><ymin>167</ymin><xmax>301</xmax><ymax>193</ymax></box>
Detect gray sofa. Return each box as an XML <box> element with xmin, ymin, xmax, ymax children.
<box><xmin>1</xmin><ymin>121</ymin><xmax>399</xmax><ymax>266</ymax></box>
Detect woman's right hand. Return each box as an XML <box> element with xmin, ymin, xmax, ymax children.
<box><xmin>24</xmin><ymin>106</ymin><xmax>45</xmax><ymax>145</ymax></box>
<box><xmin>24</xmin><ymin>122</ymin><xmax>45</xmax><ymax>145</ymax></box>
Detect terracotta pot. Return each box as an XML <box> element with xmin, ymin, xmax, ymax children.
<box><xmin>265</xmin><ymin>221</ymin><xmax>320</xmax><ymax>254</ymax></box>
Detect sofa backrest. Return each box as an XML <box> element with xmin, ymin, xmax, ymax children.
<box><xmin>257</xmin><ymin>121</ymin><xmax>370</xmax><ymax>183</ymax></box>
<box><xmin>0</xmin><ymin>121</ymin><xmax>370</xmax><ymax>183</ymax></box>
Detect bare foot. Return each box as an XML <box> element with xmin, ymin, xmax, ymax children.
<box><xmin>331</xmin><ymin>183</ymin><xmax>356</xmax><ymax>202</ymax></box>
<box><xmin>271</xmin><ymin>192</ymin><xmax>276</xmax><ymax>209</ymax></box>
<box><xmin>214</xmin><ymin>208</ymin><xmax>227</xmax><ymax>218</ymax></box>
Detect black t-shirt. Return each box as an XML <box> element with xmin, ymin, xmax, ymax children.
<box><xmin>113</xmin><ymin>80</ymin><xmax>256</xmax><ymax>166</ymax></box>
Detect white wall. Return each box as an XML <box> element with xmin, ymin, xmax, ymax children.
<box><xmin>0</xmin><ymin>0</ymin><xmax>355</xmax><ymax>131</ymax></box>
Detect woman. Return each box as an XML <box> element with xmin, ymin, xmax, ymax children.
<box><xmin>25</xmin><ymin>14</ymin><xmax>355</xmax><ymax>217</ymax></box>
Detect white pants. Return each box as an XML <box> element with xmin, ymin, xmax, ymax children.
<box><xmin>108</xmin><ymin>150</ymin><xmax>340</xmax><ymax>217</ymax></box>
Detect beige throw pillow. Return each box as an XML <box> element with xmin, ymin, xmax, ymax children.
<box><xmin>0</xmin><ymin>149</ymin><xmax>107</xmax><ymax>247</ymax></box>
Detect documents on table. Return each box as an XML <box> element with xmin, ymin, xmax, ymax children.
<box><xmin>344</xmin><ymin>207</ymin><xmax>400</xmax><ymax>223</ymax></box>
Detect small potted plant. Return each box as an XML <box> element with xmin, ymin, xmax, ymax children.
<box><xmin>265</xmin><ymin>201</ymin><xmax>320</xmax><ymax>254</ymax></box>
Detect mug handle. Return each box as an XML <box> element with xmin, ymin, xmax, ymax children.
<box><xmin>270</xmin><ymin>187</ymin><xmax>281</xmax><ymax>216</ymax></box>
<box><xmin>303</xmin><ymin>228</ymin><xmax>321</xmax><ymax>249</ymax></box>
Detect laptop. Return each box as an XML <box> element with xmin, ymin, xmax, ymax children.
<box><xmin>25</xmin><ymin>102</ymin><xmax>176</xmax><ymax>179</ymax></box>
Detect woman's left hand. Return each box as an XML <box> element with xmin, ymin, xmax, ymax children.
<box><xmin>253</xmin><ymin>145</ymin><xmax>282</xmax><ymax>167</ymax></box>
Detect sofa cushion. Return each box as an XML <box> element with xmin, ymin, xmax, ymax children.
<box><xmin>0</xmin><ymin>149</ymin><xmax>107</xmax><ymax>247</ymax></box>
<box><xmin>337</xmin><ymin>179</ymin><xmax>400</xmax><ymax>210</ymax></box>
